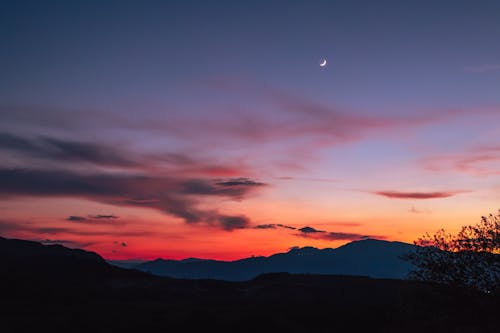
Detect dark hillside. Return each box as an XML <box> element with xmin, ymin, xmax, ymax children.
<box><xmin>1</xmin><ymin>237</ymin><xmax>498</xmax><ymax>333</ymax></box>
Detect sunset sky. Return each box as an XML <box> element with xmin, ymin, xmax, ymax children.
<box><xmin>1</xmin><ymin>0</ymin><xmax>499</xmax><ymax>260</ymax></box>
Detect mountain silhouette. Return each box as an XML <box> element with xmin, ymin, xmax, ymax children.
<box><xmin>133</xmin><ymin>238</ymin><xmax>416</xmax><ymax>281</ymax></box>
<box><xmin>2</xmin><ymin>236</ymin><xmax>498</xmax><ymax>332</ymax></box>
<box><xmin>0</xmin><ymin>236</ymin><xmax>148</xmax><ymax>283</ymax></box>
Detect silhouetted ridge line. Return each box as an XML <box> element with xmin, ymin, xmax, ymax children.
<box><xmin>133</xmin><ymin>239</ymin><xmax>417</xmax><ymax>281</ymax></box>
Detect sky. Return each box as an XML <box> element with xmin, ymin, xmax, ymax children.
<box><xmin>0</xmin><ymin>0</ymin><xmax>499</xmax><ymax>260</ymax></box>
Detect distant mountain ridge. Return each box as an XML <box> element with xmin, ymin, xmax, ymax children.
<box><xmin>0</xmin><ymin>236</ymin><xmax>147</xmax><ymax>280</ymax></box>
<box><xmin>133</xmin><ymin>238</ymin><xmax>416</xmax><ymax>281</ymax></box>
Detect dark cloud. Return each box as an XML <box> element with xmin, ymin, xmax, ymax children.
<box><xmin>299</xmin><ymin>226</ymin><xmax>325</xmax><ymax>233</ymax></box>
<box><xmin>321</xmin><ymin>232</ymin><xmax>374</xmax><ymax>241</ymax></box>
<box><xmin>254</xmin><ymin>223</ymin><xmax>297</xmax><ymax>230</ymax></box>
<box><xmin>0</xmin><ymin>132</ymin><xmax>248</xmax><ymax>178</ymax></box>
<box><xmin>41</xmin><ymin>137</ymin><xmax>136</xmax><ymax>166</ymax></box>
<box><xmin>0</xmin><ymin>168</ymin><xmax>262</xmax><ymax>231</ymax></box>
<box><xmin>37</xmin><ymin>238</ymin><xmax>95</xmax><ymax>248</ymax></box>
<box><xmin>0</xmin><ymin>132</ymin><xmax>136</xmax><ymax>167</ymax></box>
<box><xmin>215</xmin><ymin>178</ymin><xmax>266</xmax><ymax>187</ymax></box>
<box><xmin>217</xmin><ymin>215</ymin><xmax>250</xmax><ymax>231</ymax></box>
<box><xmin>90</xmin><ymin>215</ymin><xmax>119</xmax><ymax>219</ymax></box>
<box><xmin>1</xmin><ymin>219</ymin><xmax>139</xmax><ymax>246</ymax></box>
<box><xmin>297</xmin><ymin>230</ymin><xmax>383</xmax><ymax>241</ymax></box>
<box><xmin>295</xmin><ymin>225</ymin><xmax>383</xmax><ymax>241</ymax></box>
<box><xmin>277</xmin><ymin>224</ymin><xmax>297</xmax><ymax>230</ymax></box>
<box><xmin>0</xmin><ymin>132</ymin><xmax>37</xmax><ymax>152</ymax></box>
<box><xmin>39</xmin><ymin>239</ymin><xmax>74</xmax><ymax>245</ymax></box>
<box><xmin>254</xmin><ymin>224</ymin><xmax>277</xmax><ymax>229</ymax></box>
<box><xmin>180</xmin><ymin>178</ymin><xmax>267</xmax><ymax>198</ymax></box>
<box><xmin>31</xmin><ymin>226</ymin><xmax>152</xmax><ymax>237</ymax></box>
<box><xmin>67</xmin><ymin>215</ymin><xmax>87</xmax><ymax>222</ymax></box>
<box><xmin>373</xmin><ymin>191</ymin><xmax>462</xmax><ymax>199</ymax></box>
<box><xmin>66</xmin><ymin>215</ymin><xmax>122</xmax><ymax>225</ymax></box>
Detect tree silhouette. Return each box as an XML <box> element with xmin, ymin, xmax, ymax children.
<box><xmin>405</xmin><ymin>211</ymin><xmax>499</xmax><ymax>293</ymax></box>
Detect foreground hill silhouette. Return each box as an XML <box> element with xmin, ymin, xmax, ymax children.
<box><xmin>1</xmin><ymin>237</ymin><xmax>498</xmax><ymax>332</ymax></box>
<box><xmin>132</xmin><ymin>239</ymin><xmax>415</xmax><ymax>280</ymax></box>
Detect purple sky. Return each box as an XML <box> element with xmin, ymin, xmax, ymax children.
<box><xmin>0</xmin><ymin>0</ymin><xmax>499</xmax><ymax>259</ymax></box>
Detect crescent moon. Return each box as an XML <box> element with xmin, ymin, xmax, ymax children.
<box><xmin>319</xmin><ymin>59</ymin><xmax>327</xmax><ymax>67</ymax></box>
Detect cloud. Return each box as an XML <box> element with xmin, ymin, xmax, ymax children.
<box><xmin>254</xmin><ymin>223</ymin><xmax>297</xmax><ymax>230</ymax></box>
<box><xmin>180</xmin><ymin>178</ymin><xmax>267</xmax><ymax>199</ymax></box>
<box><xmin>409</xmin><ymin>206</ymin><xmax>431</xmax><ymax>214</ymax></box>
<box><xmin>254</xmin><ymin>224</ymin><xmax>277</xmax><ymax>229</ymax></box>
<box><xmin>215</xmin><ymin>178</ymin><xmax>266</xmax><ymax>187</ymax></box>
<box><xmin>30</xmin><ymin>226</ymin><xmax>153</xmax><ymax>238</ymax></box>
<box><xmin>152</xmin><ymin>152</ymin><xmax>248</xmax><ymax>177</ymax></box>
<box><xmin>464</xmin><ymin>64</ymin><xmax>500</xmax><ymax>72</ymax></box>
<box><xmin>297</xmin><ymin>230</ymin><xmax>382</xmax><ymax>241</ymax></box>
<box><xmin>297</xmin><ymin>230</ymin><xmax>380</xmax><ymax>241</ymax></box>
<box><xmin>2</xmin><ymin>86</ymin><xmax>497</xmax><ymax>183</ymax></box>
<box><xmin>294</xmin><ymin>225</ymin><xmax>384</xmax><ymax>241</ymax></box>
<box><xmin>67</xmin><ymin>216</ymin><xmax>88</xmax><ymax>222</ymax></box>
<box><xmin>2</xmin><ymin>85</ymin><xmax>476</xmax><ymax>161</ymax></box>
<box><xmin>0</xmin><ymin>132</ymin><xmax>136</xmax><ymax>167</ymax></box>
<box><xmin>277</xmin><ymin>176</ymin><xmax>336</xmax><ymax>183</ymax></box>
<box><xmin>0</xmin><ymin>132</ymin><xmax>249</xmax><ymax>179</ymax></box>
<box><xmin>90</xmin><ymin>215</ymin><xmax>119</xmax><ymax>219</ymax></box>
<box><xmin>37</xmin><ymin>238</ymin><xmax>95</xmax><ymax>248</ymax></box>
<box><xmin>0</xmin><ymin>168</ymin><xmax>264</xmax><ymax>231</ymax></box>
<box><xmin>298</xmin><ymin>226</ymin><xmax>325</xmax><ymax>233</ymax></box>
<box><xmin>0</xmin><ymin>219</ymin><xmax>149</xmax><ymax>242</ymax></box>
<box><xmin>276</xmin><ymin>224</ymin><xmax>297</xmax><ymax>230</ymax></box>
<box><xmin>320</xmin><ymin>232</ymin><xmax>378</xmax><ymax>241</ymax></box>
<box><xmin>66</xmin><ymin>214</ymin><xmax>122</xmax><ymax>224</ymax></box>
<box><xmin>420</xmin><ymin>146</ymin><xmax>500</xmax><ymax>176</ymax></box>
<box><xmin>254</xmin><ymin>224</ymin><xmax>371</xmax><ymax>241</ymax></box>
<box><xmin>217</xmin><ymin>215</ymin><xmax>250</xmax><ymax>231</ymax></box>
<box><xmin>372</xmin><ymin>190</ymin><xmax>463</xmax><ymax>199</ymax></box>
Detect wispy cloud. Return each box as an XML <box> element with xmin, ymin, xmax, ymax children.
<box><xmin>408</xmin><ymin>206</ymin><xmax>431</xmax><ymax>214</ymax></box>
<box><xmin>464</xmin><ymin>64</ymin><xmax>500</xmax><ymax>72</ymax></box>
<box><xmin>421</xmin><ymin>145</ymin><xmax>500</xmax><ymax>176</ymax></box>
<box><xmin>67</xmin><ymin>216</ymin><xmax>88</xmax><ymax>222</ymax></box>
<box><xmin>36</xmin><ymin>238</ymin><xmax>95</xmax><ymax>248</ymax></box>
<box><xmin>0</xmin><ymin>132</ymin><xmax>249</xmax><ymax>177</ymax></box>
<box><xmin>254</xmin><ymin>224</ymin><xmax>382</xmax><ymax>241</ymax></box>
<box><xmin>295</xmin><ymin>226</ymin><xmax>382</xmax><ymax>241</ymax></box>
<box><xmin>90</xmin><ymin>214</ymin><xmax>119</xmax><ymax>219</ymax></box>
<box><xmin>254</xmin><ymin>223</ymin><xmax>297</xmax><ymax>230</ymax></box>
<box><xmin>372</xmin><ymin>190</ymin><xmax>464</xmax><ymax>199</ymax></box>
<box><xmin>277</xmin><ymin>176</ymin><xmax>336</xmax><ymax>183</ymax></box>
<box><xmin>66</xmin><ymin>215</ymin><xmax>122</xmax><ymax>224</ymax></box>
<box><xmin>0</xmin><ymin>219</ymin><xmax>152</xmax><ymax>239</ymax></box>
<box><xmin>0</xmin><ymin>132</ymin><xmax>137</xmax><ymax>167</ymax></box>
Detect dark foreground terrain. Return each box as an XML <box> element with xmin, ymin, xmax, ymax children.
<box><xmin>1</xmin><ymin>237</ymin><xmax>498</xmax><ymax>332</ymax></box>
